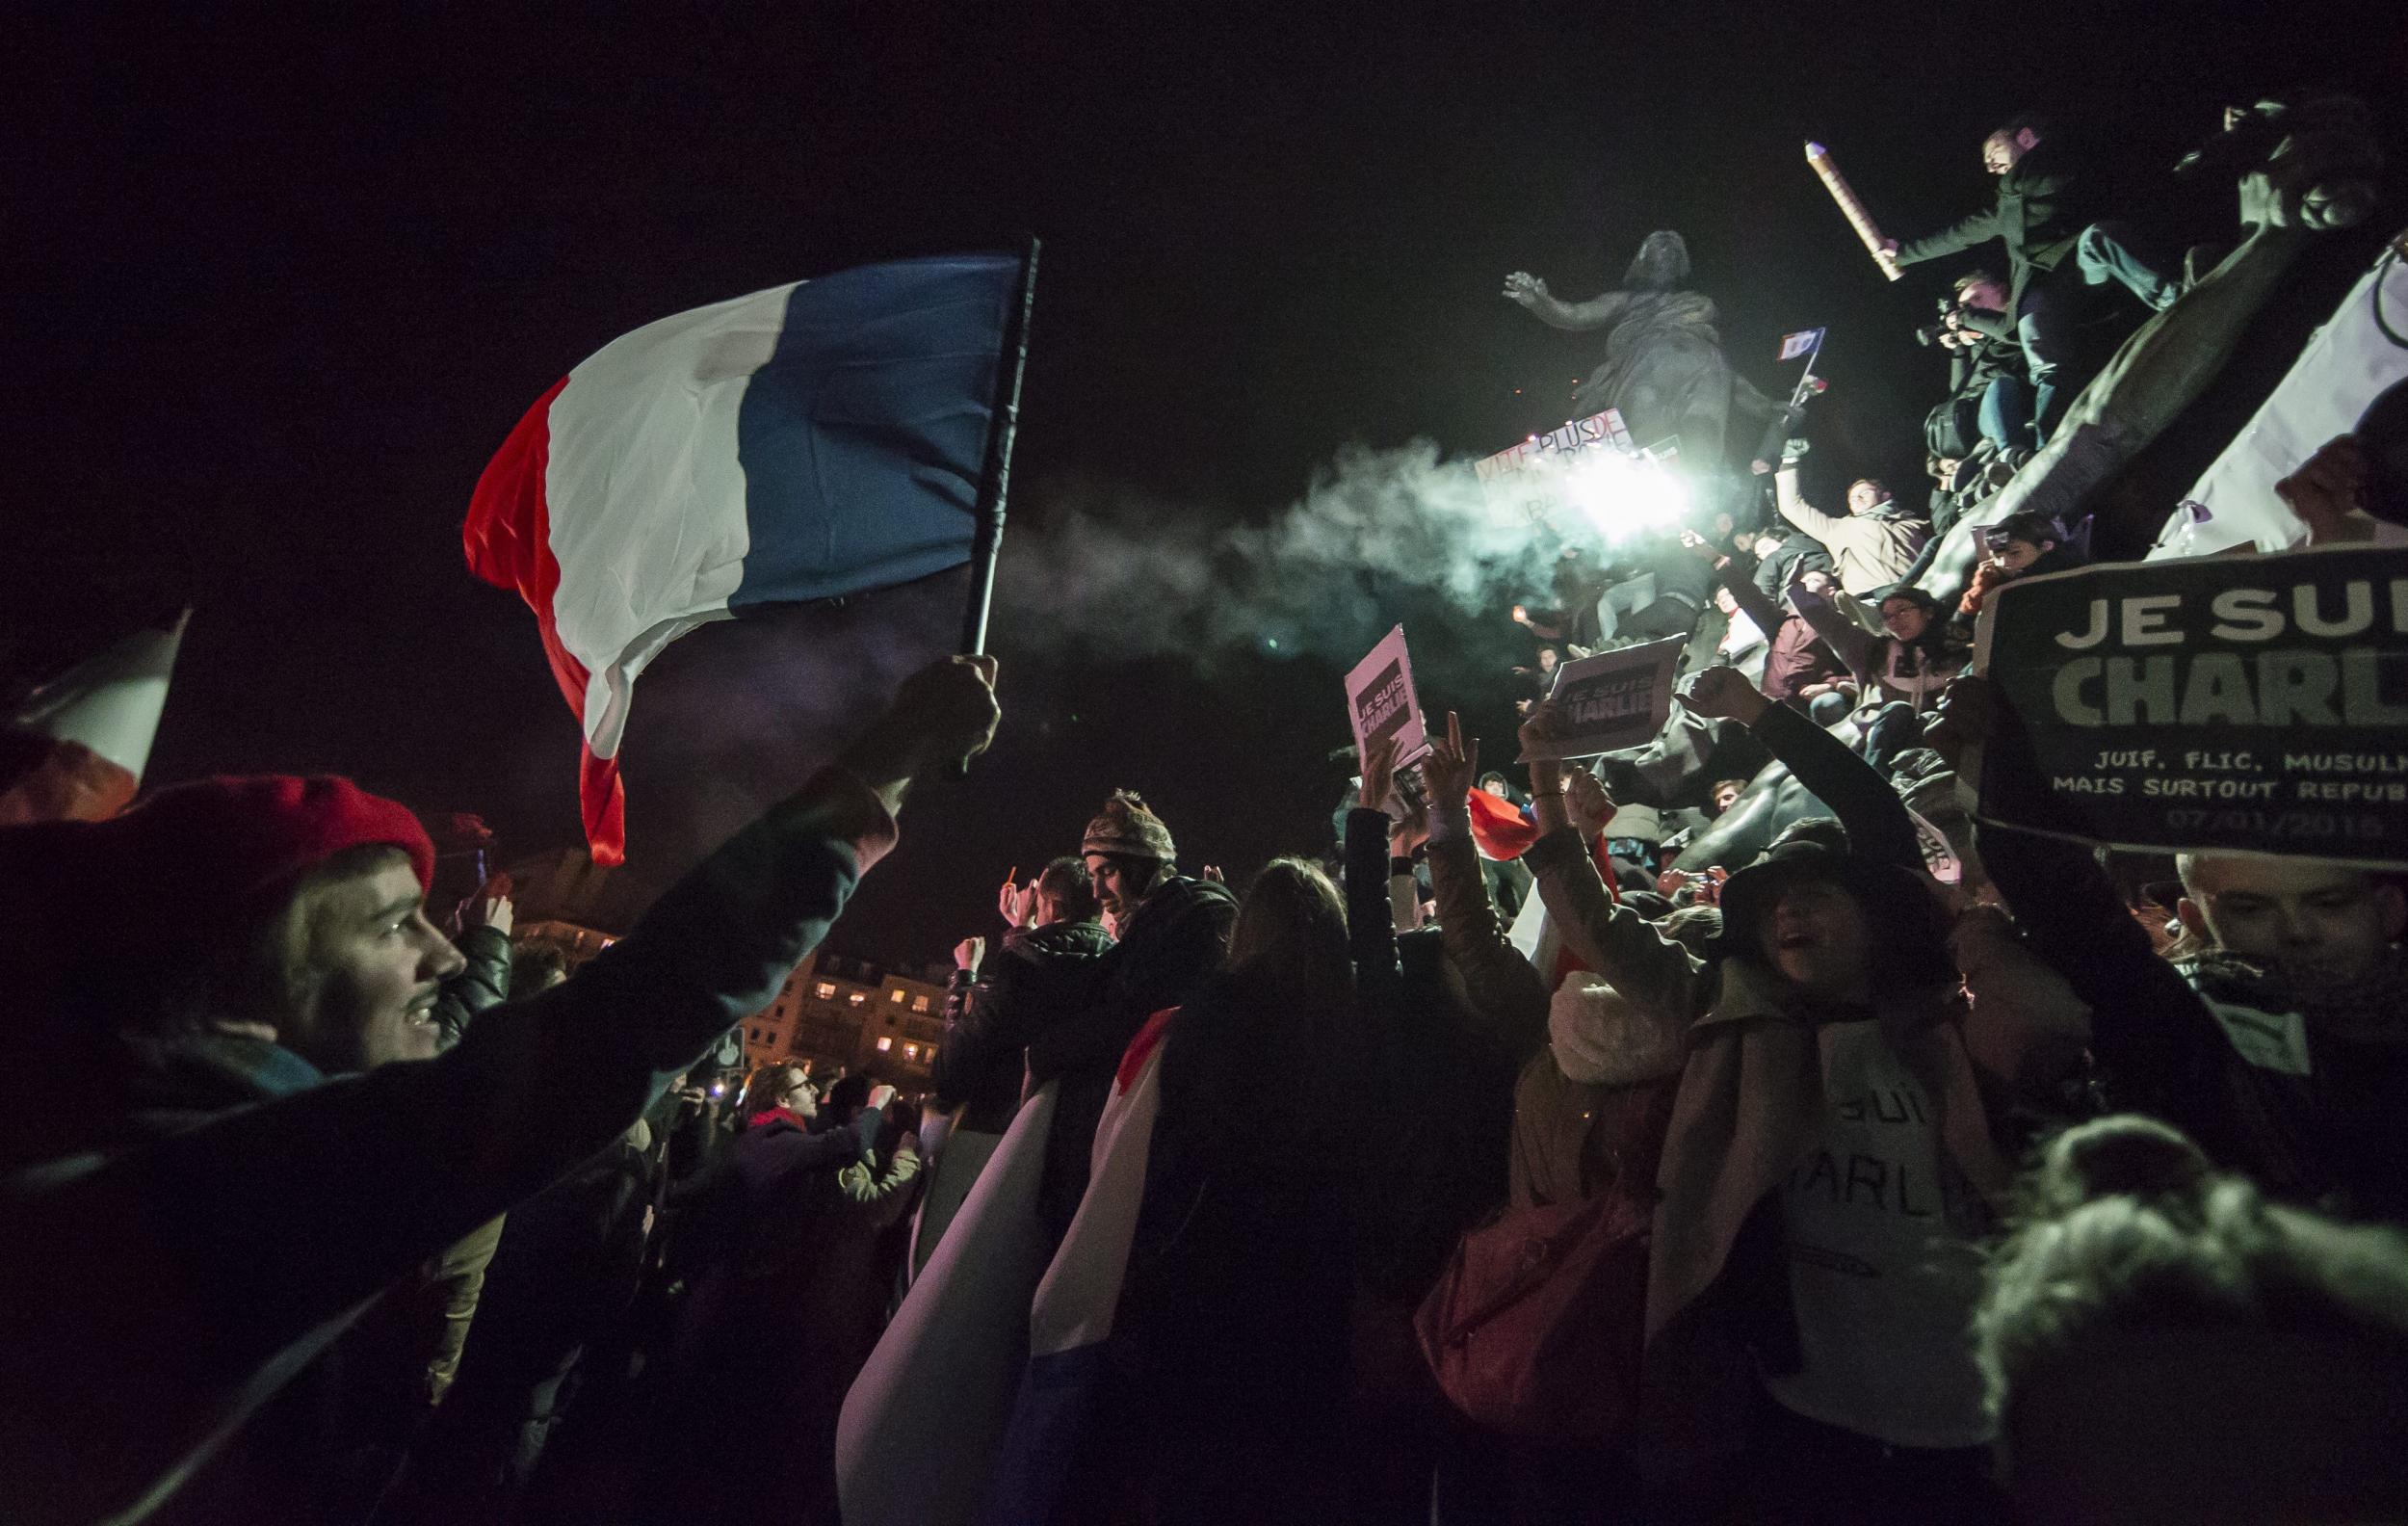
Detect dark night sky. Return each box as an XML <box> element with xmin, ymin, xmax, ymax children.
<box><xmin>7</xmin><ymin>3</ymin><xmax>2402</xmax><ymax>966</ymax></box>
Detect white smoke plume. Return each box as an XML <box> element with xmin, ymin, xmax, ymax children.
<box><xmin>996</xmin><ymin>439</ymin><xmax>1574</xmax><ymax>669</ymax></box>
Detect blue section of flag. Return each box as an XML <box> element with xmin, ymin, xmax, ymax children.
<box><xmin>977</xmin><ymin>1342</ymin><xmax>1112</xmax><ymax>1526</ymax></box>
<box><xmin>1778</xmin><ymin>327</ymin><xmax>1826</xmax><ymax>361</ymax></box>
<box><xmin>731</xmin><ymin>252</ymin><xmax>1020</xmax><ymax>610</ymax></box>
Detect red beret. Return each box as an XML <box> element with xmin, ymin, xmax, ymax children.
<box><xmin>0</xmin><ymin>776</ymin><xmax>435</xmax><ymax>1015</ymax></box>
<box><xmin>115</xmin><ymin>776</ymin><xmax>435</xmax><ymax>906</ymax></box>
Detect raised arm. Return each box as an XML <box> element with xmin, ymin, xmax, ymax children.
<box><xmin>1677</xmin><ymin>665</ymin><xmax>1920</xmax><ymax>872</ymax></box>
<box><xmin>1775</xmin><ymin>465</ymin><xmax>1849</xmax><ymax>547</ymax></box>
<box><xmin>1892</xmin><ymin>201</ymin><xmax>2002</xmax><ymax>267</ymax></box>
<box><xmin>0</xmin><ymin>656</ymin><xmax>1000</xmax><ymax>1526</ymax></box>
<box><xmin>1419</xmin><ymin>714</ymin><xmax>1551</xmax><ymax>1052</ymax></box>
<box><xmin>1346</xmin><ymin>734</ymin><xmax>1407</xmax><ymax>1006</ymax></box>
<box><xmin>1504</xmin><ymin>271</ymin><xmax>1636</xmax><ymax>332</ymax></box>
<box><xmin>1785</xmin><ymin>581</ymin><xmax>1881</xmax><ymax>683</ymax></box>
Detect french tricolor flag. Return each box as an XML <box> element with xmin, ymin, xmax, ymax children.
<box><xmin>464</xmin><ymin>253</ymin><xmax>1021</xmax><ymax>863</ymax></box>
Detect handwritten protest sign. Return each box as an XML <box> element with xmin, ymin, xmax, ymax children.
<box><xmin>1517</xmin><ymin>635</ymin><xmax>1688</xmax><ymax>762</ymax></box>
<box><xmin>1473</xmin><ymin>408</ymin><xmax>1635</xmax><ymax>523</ymax></box>
<box><xmin>1974</xmin><ymin>546</ymin><xmax>2408</xmax><ymax>866</ymax></box>
<box><xmin>1346</xmin><ymin>624</ymin><xmax>1432</xmax><ymax>770</ymax></box>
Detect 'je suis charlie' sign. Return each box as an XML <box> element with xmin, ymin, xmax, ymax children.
<box><xmin>1975</xmin><ymin>545</ymin><xmax>2408</xmax><ymax>867</ymax></box>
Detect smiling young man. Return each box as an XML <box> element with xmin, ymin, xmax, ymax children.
<box><xmin>0</xmin><ymin>654</ymin><xmax>1000</xmax><ymax>1525</ymax></box>
<box><xmin>1938</xmin><ymin>671</ymin><xmax>2408</xmax><ymax>1225</ymax></box>
<box><xmin>1018</xmin><ymin>790</ymin><xmax>1236</xmax><ymax>1248</ymax></box>
<box><xmin>2175</xmin><ymin>854</ymin><xmax>2406</xmax><ymax>985</ymax></box>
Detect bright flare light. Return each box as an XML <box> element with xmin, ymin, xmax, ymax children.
<box><xmin>1557</xmin><ymin>449</ymin><xmax>1690</xmax><ymax>542</ymax></box>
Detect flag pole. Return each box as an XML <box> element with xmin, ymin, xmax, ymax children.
<box><xmin>960</xmin><ymin>234</ymin><xmax>1040</xmax><ymax>658</ymax></box>
<box><xmin>952</xmin><ymin>233</ymin><xmax>1040</xmax><ymax>776</ymax></box>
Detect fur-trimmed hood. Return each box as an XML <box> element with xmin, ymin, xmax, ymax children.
<box><xmin>1548</xmin><ymin>971</ymin><xmax>1690</xmax><ymax>1087</ymax></box>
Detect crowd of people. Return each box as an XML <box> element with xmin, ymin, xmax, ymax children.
<box><xmin>4</xmin><ymin>110</ymin><xmax>2405</xmax><ymax>1526</ymax></box>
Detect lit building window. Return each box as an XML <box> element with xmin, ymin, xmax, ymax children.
<box><xmin>876</xmin><ymin>1036</ymin><xmax>893</xmax><ymax>1052</ymax></box>
<box><xmin>911</xmin><ymin>996</ymin><xmax>930</xmax><ymax>1013</ymax></box>
<box><xmin>848</xmin><ymin>991</ymin><xmax>867</xmax><ymax>1008</ymax></box>
<box><xmin>814</xmin><ymin>983</ymin><xmax>835</xmax><ymax>999</ymax></box>
<box><xmin>927</xmin><ymin>1046</ymin><xmax>939</xmax><ymax>1063</ymax></box>
<box><xmin>889</xmin><ymin>988</ymin><xmax>905</xmax><ymax>1004</ymax></box>
<box><xmin>903</xmin><ymin>1043</ymin><xmax>920</xmax><ymax>1062</ymax></box>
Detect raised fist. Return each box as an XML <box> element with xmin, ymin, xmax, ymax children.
<box><xmin>1676</xmin><ymin>665</ymin><xmax>1771</xmax><ymax>725</ymax></box>
<box><xmin>845</xmin><ymin>655</ymin><xmax>1002</xmax><ymax>787</ymax></box>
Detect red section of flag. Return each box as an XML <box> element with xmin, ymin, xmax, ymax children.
<box><xmin>1116</xmin><ymin>1007</ymin><xmax>1179</xmax><ymax>1092</ymax></box>
<box><xmin>0</xmin><ymin>737</ymin><xmax>138</xmax><ymax>826</ymax></box>
<box><xmin>1465</xmin><ymin>786</ymin><xmax>1539</xmax><ymax>860</ymax></box>
<box><xmin>578</xmin><ymin>743</ymin><xmax>626</xmax><ymax>867</ymax></box>
<box><xmin>464</xmin><ymin>376</ymin><xmax>627</xmax><ymax>865</ymax></box>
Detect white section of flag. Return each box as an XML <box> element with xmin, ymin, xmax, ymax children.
<box><xmin>1027</xmin><ymin>1028</ymin><xmax>1169</xmax><ymax>1360</ymax></box>
<box><xmin>13</xmin><ymin>613</ymin><xmax>187</xmax><ymax>779</ymax></box>
<box><xmin>543</xmin><ymin>282</ymin><xmax>797</xmax><ymax>758</ymax></box>
<box><xmin>2159</xmin><ymin>253</ymin><xmax>2408</xmax><ymax>558</ymax></box>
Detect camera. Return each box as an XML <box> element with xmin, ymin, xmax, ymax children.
<box><xmin>1913</xmin><ymin>296</ymin><xmax>1962</xmax><ymax>349</ymax></box>
<box><xmin>1980</xmin><ymin>525</ymin><xmax>2017</xmax><ymax>554</ymax></box>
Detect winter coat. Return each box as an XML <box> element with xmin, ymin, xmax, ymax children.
<box><xmin>1509</xmin><ymin>977</ymin><xmax>1690</xmax><ymax>1211</ymax></box>
<box><xmin>1712</xmin><ymin>553</ymin><xmax>1848</xmax><ymax>704</ymax></box>
<box><xmin>0</xmin><ymin>765</ymin><xmax>903</xmax><ymax>1526</ymax></box>
<box><xmin>1093</xmin><ymin>966</ymin><xmax>1359</xmax><ymax>1522</ymax></box>
<box><xmin>1752</xmin><ymin>532</ymin><xmax>1836</xmax><ymax>604</ymax></box>
<box><xmin>1024</xmin><ymin>871</ymin><xmax>1238</xmax><ymax>1249</ymax></box>
<box><xmin>1774</xmin><ymin>469</ymin><xmax>1932</xmax><ymax>594</ymax></box>
<box><xmin>441</xmin><ymin>1119</ymin><xmax>656</xmax><ymax>1428</ymax></box>
<box><xmin>1521</xmin><ymin>704</ymin><xmax>2073</xmax><ymax>1460</ymax></box>
<box><xmin>1346</xmin><ymin>810</ymin><xmax>1532</xmax><ymax>1304</ymax></box>
<box><xmin>1792</xmin><ymin>586</ymin><xmax>1970</xmax><ymax>716</ymax></box>
<box><xmin>662</xmin><ymin>1108</ymin><xmax>921</xmax><ymax>1524</ymax></box>
<box><xmin>1894</xmin><ymin>137</ymin><xmax>2094</xmax><ymax>308</ymax></box>
<box><xmin>933</xmin><ymin>918</ymin><xmax>1114</xmax><ymax>1133</ymax></box>
<box><xmin>432</xmin><ymin>923</ymin><xmax>512</xmax><ymax>1051</ymax></box>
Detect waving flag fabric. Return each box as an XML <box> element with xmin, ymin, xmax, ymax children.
<box><xmin>0</xmin><ymin>613</ymin><xmax>186</xmax><ymax>827</ymax></box>
<box><xmin>977</xmin><ymin>1009</ymin><xmax>1177</xmax><ymax>1524</ymax></box>
<box><xmin>464</xmin><ymin>253</ymin><xmax>1020</xmax><ymax>862</ymax></box>
<box><xmin>1778</xmin><ymin>327</ymin><xmax>1825</xmax><ymax>361</ymax></box>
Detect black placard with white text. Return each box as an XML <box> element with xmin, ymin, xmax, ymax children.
<box><xmin>1516</xmin><ymin>634</ymin><xmax>1689</xmax><ymax>762</ymax></box>
<box><xmin>1975</xmin><ymin>546</ymin><xmax>2408</xmax><ymax>866</ymax></box>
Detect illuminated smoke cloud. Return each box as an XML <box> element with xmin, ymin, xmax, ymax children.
<box><xmin>997</xmin><ymin>438</ymin><xmax>1645</xmax><ymax>669</ymax></box>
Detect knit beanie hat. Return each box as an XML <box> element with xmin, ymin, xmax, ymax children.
<box><xmin>1082</xmin><ymin>789</ymin><xmax>1175</xmax><ymax>862</ymax></box>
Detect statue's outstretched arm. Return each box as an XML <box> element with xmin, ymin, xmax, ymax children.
<box><xmin>1503</xmin><ymin>271</ymin><xmax>1632</xmax><ymax>331</ymax></box>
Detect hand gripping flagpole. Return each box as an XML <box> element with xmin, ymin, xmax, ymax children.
<box><xmin>1805</xmin><ymin>143</ymin><xmax>1902</xmax><ymax>281</ymax></box>
<box><xmin>953</xmin><ymin>233</ymin><xmax>1040</xmax><ymax>777</ymax></box>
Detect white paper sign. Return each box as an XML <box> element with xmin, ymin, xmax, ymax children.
<box><xmin>1345</xmin><ymin>624</ymin><xmax>1432</xmax><ymax>770</ymax></box>
<box><xmin>1517</xmin><ymin>635</ymin><xmax>1688</xmax><ymax>761</ymax></box>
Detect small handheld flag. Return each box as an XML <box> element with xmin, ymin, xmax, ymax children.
<box><xmin>465</xmin><ymin>254</ymin><xmax>1025</xmax><ymax>864</ymax></box>
<box><xmin>0</xmin><ymin>613</ymin><xmax>187</xmax><ymax>826</ymax></box>
<box><xmin>1778</xmin><ymin>328</ymin><xmax>1826</xmax><ymax>361</ymax></box>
